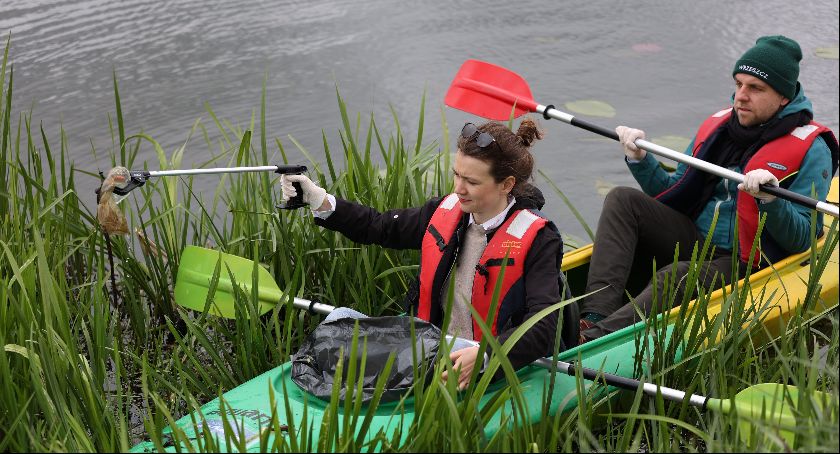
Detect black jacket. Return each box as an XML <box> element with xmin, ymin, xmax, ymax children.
<box><xmin>314</xmin><ymin>189</ymin><xmax>574</xmax><ymax>372</ymax></box>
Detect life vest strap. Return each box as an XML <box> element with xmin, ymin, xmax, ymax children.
<box><xmin>426</xmin><ymin>224</ymin><xmax>447</xmax><ymax>252</ymax></box>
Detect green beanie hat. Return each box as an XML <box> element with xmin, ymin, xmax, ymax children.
<box><xmin>732</xmin><ymin>35</ymin><xmax>802</xmax><ymax>100</ymax></box>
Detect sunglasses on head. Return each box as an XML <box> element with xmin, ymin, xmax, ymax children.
<box><xmin>461</xmin><ymin>123</ymin><xmax>497</xmax><ymax>149</ymax></box>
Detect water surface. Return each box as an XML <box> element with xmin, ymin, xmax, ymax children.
<box><xmin>2</xmin><ymin>0</ymin><xmax>838</xmax><ymax>242</ymax></box>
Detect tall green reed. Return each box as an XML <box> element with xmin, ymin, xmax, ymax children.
<box><xmin>1</xmin><ymin>39</ymin><xmax>131</xmax><ymax>451</ymax></box>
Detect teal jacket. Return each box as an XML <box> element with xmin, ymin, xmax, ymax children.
<box><xmin>627</xmin><ymin>88</ymin><xmax>835</xmax><ymax>254</ymax></box>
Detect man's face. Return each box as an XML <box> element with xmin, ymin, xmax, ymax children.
<box><xmin>733</xmin><ymin>73</ymin><xmax>790</xmax><ymax>127</ymax></box>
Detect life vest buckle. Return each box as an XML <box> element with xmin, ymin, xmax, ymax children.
<box><xmin>427</xmin><ymin>224</ymin><xmax>447</xmax><ymax>251</ymax></box>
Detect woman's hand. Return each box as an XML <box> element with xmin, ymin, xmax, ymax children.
<box><xmin>280</xmin><ymin>174</ymin><xmax>329</xmax><ymax>210</ymax></box>
<box><xmin>441</xmin><ymin>346</ymin><xmax>480</xmax><ymax>391</ymax></box>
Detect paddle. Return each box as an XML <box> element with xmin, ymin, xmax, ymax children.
<box><xmin>174</xmin><ymin>244</ymin><xmax>836</xmax><ymax>445</ymax></box>
<box><xmin>175</xmin><ymin>244</ymin><xmax>333</xmax><ymax>318</ymax></box>
<box><xmin>444</xmin><ymin>59</ymin><xmax>839</xmax><ymax>218</ymax></box>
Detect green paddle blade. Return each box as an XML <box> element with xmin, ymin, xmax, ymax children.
<box><xmin>710</xmin><ymin>383</ymin><xmax>838</xmax><ymax>447</ymax></box>
<box><xmin>175</xmin><ymin>245</ymin><xmax>283</xmax><ymax>318</ymax></box>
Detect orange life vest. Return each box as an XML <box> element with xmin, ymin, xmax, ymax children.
<box><xmin>657</xmin><ymin>108</ymin><xmax>835</xmax><ymax>266</ymax></box>
<box><xmin>417</xmin><ymin>194</ymin><xmax>547</xmax><ymax>341</ymax></box>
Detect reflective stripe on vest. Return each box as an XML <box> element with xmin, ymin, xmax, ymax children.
<box><xmin>417</xmin><ymin>196</ymin><xmax>547</xmax><ymax>341</ymax></box>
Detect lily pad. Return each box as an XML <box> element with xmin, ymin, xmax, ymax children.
<box><xmin>632</xmin><ymin>43</ymin><xmax>662</xmax><ymax>53</ymax></box>
<box><xmin>609</xmin><ymin>48</ymin><xmax>637</xmax><ymax>58</ymax></box>
<box><xmin>595</xmin><ymin>179</ymin><xmax>616</xmax><ymax>197</ymax></box>
<box><xmin>814</xmin><ymin>46</ymin><xmax>839</xmax><ymax>59</ymax></box>
<box><xmin>534</xmin><ymin>36</ymin><xmax>560</xmax><ymax>43</ymax></box>
<box><xmin>650</xmin><ymin>135</ymin><xmax>691</xmax><ymax>171</ymax></box>
<box><xmin>658</xmin><ymin>160</ymin><xmax>677</xmax><ymax>172</ymax></box>
<box><xmin>650</xmin><ymin>135</ymin><xmax>692</xmax><ymax>153</ymax></box>
<box><xmin>564</xmin><ymin>100</ymin><xmax>616</xmax><ymax>118</ymax></box>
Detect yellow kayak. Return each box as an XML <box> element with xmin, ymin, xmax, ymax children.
<box><xmin>561</xmin><ymin>176</ymin><xmax>839</xmax><ymax>343</ymax></box>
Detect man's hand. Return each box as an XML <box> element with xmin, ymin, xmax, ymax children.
<box><xmin>738</xmin><ymin>169</ymin><xmax>779</xmax><ymax>203</ymax></box>
<box><xmin>616</xmin><ymin>126</ymin><xmax>647</xmax><ymax>161</ymax></box>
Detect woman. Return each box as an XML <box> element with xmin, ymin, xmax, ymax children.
<box><xmin>281</xmin><ymin>119</ymin><xmax>571</xmax><ymax>390</ymax></box>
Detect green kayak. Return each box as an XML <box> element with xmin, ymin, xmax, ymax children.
<box><xmin>128</xmin><ymin>320</ymin><xmax>669</xmax><ymax>452</ymax></box>
<box><xmin>129</xmin><ymin>180</ymin><xmax>839</xmax><ymax>453</ymax></box>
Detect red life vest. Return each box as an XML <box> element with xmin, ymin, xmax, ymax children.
<box><xmin>678</xmin><ymin>108</ymin><xmax>834</xmax><ymax>267</ymax></box>
<box><xmin>417</xmin><ymin>194</ymin><xmax>547</xmax><ymax>341</ymax></box>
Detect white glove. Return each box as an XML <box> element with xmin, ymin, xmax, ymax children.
<box><xmin>280</xmin><ymin>174</ymin><xmax>328</xmax><ymax>210</ymax></box>
<box><xmin>738</xmin><ymin>169</ymin><xmax>779</xmax><ymax>203</ymax></box>
<box><xmin>616</xmin><ymin>126</ymin><xmax>647</xmax><ymax>161</ymax></box>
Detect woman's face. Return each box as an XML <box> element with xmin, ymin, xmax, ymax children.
<box><xmin>452</xmin><ymin>150</ymin><xmax>514</xmax><ymax>224</ymax></box>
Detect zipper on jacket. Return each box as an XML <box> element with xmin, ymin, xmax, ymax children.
<box><xmin>711</xmin><ymin>176</ymin><xmax>734</xmax><ymax>247</ymax></box>
<box><xmin>440</xmin><ymin>228</ymin><xmax>461</xmax><ymax>304</ymax></box>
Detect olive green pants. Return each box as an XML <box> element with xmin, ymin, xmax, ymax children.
<box><xmin>580</xmin><ymin>187</ymin><xmax>746</xmax><ymax>340</ymax></box>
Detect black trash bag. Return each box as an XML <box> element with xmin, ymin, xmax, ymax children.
<box><xmin>291</xmin><ymin>316</ymin><xmax>441</xmax><ymax>404</ymax></box>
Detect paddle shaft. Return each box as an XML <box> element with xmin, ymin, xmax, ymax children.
<box><xmin>290</xmin><ymin>297</ymin><xmax>710</xmax><ymax>409</ymax></box>
<box><xmin>536</xmin><ymin>104</ymin><xmax>839</xmax><ymax>218</ymax></box>
<box><xmin>532</xmin><ymin>357</ymin><xmax>708</xmax><ymax>408</ymax></box>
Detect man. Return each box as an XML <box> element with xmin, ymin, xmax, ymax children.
<box><xmin>579</xmin><ymin>35</ymin><xmax>839</xmax><ymax>342</ymax></box>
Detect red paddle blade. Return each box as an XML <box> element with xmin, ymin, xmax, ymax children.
<box><xmin>445</xmin><ymin>60</ymin><xmax>538</xmax><ymax>121</ymax></box>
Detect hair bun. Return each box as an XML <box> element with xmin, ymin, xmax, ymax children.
<box><xmin>516</xmin><ymin>118</ymin><xmax>543</xmax><ymax>147</ymax></box>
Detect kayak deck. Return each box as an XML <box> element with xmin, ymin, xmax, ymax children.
<box><xmin>127</xmin><ymin>326</ymin><xmax>657</xmax><ymax>452</ymax></box>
